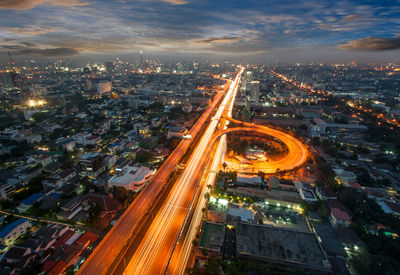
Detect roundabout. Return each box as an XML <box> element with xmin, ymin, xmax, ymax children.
<box><xmin>211</xmin><ymin>116</ymin><xmax>309</xmax><ymax>174</ymax></box>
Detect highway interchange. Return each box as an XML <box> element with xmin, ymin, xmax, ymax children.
<box><xmin>78</xmin><ymin>67</ymin><xmax>308</xmax><ymax>275</ymax></box>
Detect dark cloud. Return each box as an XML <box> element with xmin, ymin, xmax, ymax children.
<box><xmin>0</xmin><ymin>0</ymin><xmax>88</xmax><ymax>10</ymax></box>
<box><xmin>192</xmin><ymin>37</ymin><xmax>241</xmax><ymax>45</ymax></box>
<box><xmin>0</xmin><ymin>0</ymin><xmax>399</xmax><ymax>62</ymax></box>
<box><xmin>14</xmin><ymin>47</ymin><xmax>79</xmax><ymax>56</ymax></box>
<box><xmin>339</xmin><ymin>37</ymin><xmax>400</xmax><ymax>51</ymax></box>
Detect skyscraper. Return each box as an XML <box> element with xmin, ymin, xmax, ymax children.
<box><xmin>250</xmin><ymin>80</ymin><xmax>260</xmax><ymax>102</ymax></box>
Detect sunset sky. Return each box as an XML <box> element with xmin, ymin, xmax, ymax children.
<box><xmin>0</xmin><ymin>0</ymin><xmax>399</xmax><ymax>63</ymax></box>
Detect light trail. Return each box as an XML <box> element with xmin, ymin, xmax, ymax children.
<box><xmin>166</xmin><ymin>70</ymin><xmax>308</xmax><ymax>274</ymax></box>
<box><xmin>122</xmin><ymin>68</ymin><xmax>244</xmax><ymax>275</ymax></box>
<box><xmin>77</xmin><ymin>73</ymin><xmax>229</xmax><ymax>275</ymax></box>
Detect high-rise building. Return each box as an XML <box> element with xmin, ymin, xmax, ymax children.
<box><xmin>96</xmin><ymin>81</ymin><xmax>112</xmax><ymax>94</ymax></box>
<box><xmin>250</xmin><ymin>80</ymin><xmax>260</xmax><ymax>101</ymax></box>
<box><xmin>104</xmin><ymin>61</ymin><xmax>115</xmax><ymax>74</ymax></box>
<box><xmin>85</xmin><ymin>79</ymin><xmax>93</xmax><ymax>91</ymax></box>
<box><xmin>139</xmin><ymin>50</ymin><xmax>144</xmax><ymax>67</ymax></box>
<box><xmin>29</xmin><ymin>84</ymin><xmax>47</xmax><ymax>96</ymax></box>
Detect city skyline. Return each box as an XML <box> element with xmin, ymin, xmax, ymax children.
<box><xmin>0</xmin><ymin>0</ymin><xmax>400</xmax><ymax>63</ymax></box>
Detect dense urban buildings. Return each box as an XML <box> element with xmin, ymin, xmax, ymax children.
<box><xmin>0</xmin><ymin>0</ymin><xmax>400</xmax><ymax>275</ymax></box>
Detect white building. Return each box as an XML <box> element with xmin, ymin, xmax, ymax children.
<box><xmin>108</xmin><ymin>166</ymin><xmax>153</xmax><ymax>192</ymax></box>
<box><xmin>0</xmin><ymin>219</ymin><xmax>32</xmax><ymax>246</ymax></box>
<box><xmin>26</xmin><ymin>134</ymin><xmax>42</xmax><ymax>144</ymax></box>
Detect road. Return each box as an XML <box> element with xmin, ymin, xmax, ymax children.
<box><xmin>121</xmin><ymin>68</ymin><xmax>244</xmax><ymax>275</ymax></box>
<box><xmin>165</xmin><ymin>74</ymin><xmax>308</xmax><ymax>274</ymax></box>
<box><xmin>212</xmin><ymin>117</ymin><xmax>309</xmax><ymax>173</ymax></box>
<box><xmin>165</xmin><ymin>66</ymin><xmax>240</xmax><ymax>275</ymax></box>
<box><xmin>77</xmin><ymin>76</ymin><xmax>231</xmax><ymax>275</ymax></box>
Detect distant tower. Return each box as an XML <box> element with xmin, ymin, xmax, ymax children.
<box><xmin>250</xmin><ymin>80</ymin><xmax>260</xmax><ymax>102</ymax></box>
<box><xmin>104</xmin><ymin>61</ymin><xmax>115</xmax><ymax>74</ymax></box>
<box><xmin>139</xmin><ymin>50</ymin><xmax>144</xmax><ymax>66</ymax></box>
<box><xmin>7</xmin><ymin>51</ymin><xmax>22</xmax><ymax>88</ymax></box>
<box><xmin>7</xmin><ymin>50</ymin><xmax>23</xmax><ymax>103</ymax></box>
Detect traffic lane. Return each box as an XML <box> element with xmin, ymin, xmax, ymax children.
<box><xmin>77</xmin><ymin>96</ymin><xmax>222</xmax><ymax>275</ymax></box>
<box><xmin>123</xmin><ymin>72</ymin><xmax>241</xmax><ymax>274</ymax></box>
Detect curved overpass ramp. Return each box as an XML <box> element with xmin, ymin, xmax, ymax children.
<box><xmin>213</xmin><ymin>117</ymin><xmax>308</xmax><ymax>173</ymax></box>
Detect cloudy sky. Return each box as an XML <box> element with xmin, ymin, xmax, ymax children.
<box><xmin>0</xmin><ymin>0</ymin><xmax>399</xmax><ymax>63</ymax></box>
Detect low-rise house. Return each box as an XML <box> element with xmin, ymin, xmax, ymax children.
<box><xmin>41</xmin><ymin>230</ymin><xmax>98</xmax><ymax>275</ymax></box>
<box><xmin>294</xmin><ymin>181</ymin><xmax>317</xmax><ymax>202</ymax></box>
<box><xmin>33</xmin><ymin>224</ymin><xmax>69</xmax><ymax>251</ymax></box>
<box><xmin>0</xmin><ymin>182</ymin><xmax>15</xmax><ymax>199</ymax></box>
<box><xmin>108</xmin><ymin>142</ymin><xmax>123</xmax><ymax>154</ymax></box>
<box><xmin>124</xmin><ymin>141</ymin><xmax>138</xmax><ymax>151</ymax></box>
<box><xmin>43</xmin><ymin>169</ymin><xmax>76</xmax><ymax>189</ymax></box>
<box><xmin>18</xmin><ymin>166</ymin><xmax>42</xmax><ymax>183</ymax></box>
<box><xmin>84</xmin><ymin>135</ymin><xmax>102</xmax><ymax>146</ymax></box>
<box><xmin>0</xmin><ymin>218</ymin><xmax>33</xmax><ymax>246</ymax></box>
<box><xmin>57</xmin><ymin>194</ymin><xmax>121</xmax><ymax>223</ymax></box>
<box><xmin>377</xmin><ymin>200</ymin><xmax>400</xmax><ymax>217</ymax></box>
<box><xmin>3</xmin><ymin>246</ymin><xmax>34</xmax><ymax>266</ymax></box>
<box><xmin>16</xmin><ymin>193</ymin><xmax>43</xmax><ymax>213</ymax></box>
<box><xmin>326</xmin><ymin>200</ymin><xmax>352</xmax><ymax>228</ymax></box>
<box><xmin>316</xmin><ymin>186</ymin><xmax>337</xmax><ymax>200</ymax></box>
<box><xmin>333</xmin><ymin>169</ymin><xmax>357</xmax><ymax>186</ymax></box>
<box><xmin>104</xmin><ymin>155</ymin><xmax>117</xmax><ymax>169</ymax></box>
<box><xmin>21</xmin><ymin>239</ymin><xmax>43</xmax><ymax>254</ymax></box>
<box><xmin>330</xmin><ymin>208</ymin><xmax>351</xmax><ymax>227</ymax></box>
<box><xmin>26</xmin><ymin>134</ymin><xmax>42</xmax><ymax>144</ymax></box>
<box><xmin>41</xmin><ymin>123</ymin><xmax>60</xmax><ymax>133</ymax></box>
<box><xmin>39</xmin><ymin>155</ymin><xmax>53</xmax><ymax>167</ymax></box>
<box><xmin>60</xmin><ymin>138</ymin><xmax>76</xmax><ymax>151</ymax></box>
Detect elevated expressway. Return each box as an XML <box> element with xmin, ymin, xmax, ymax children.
<box><xmin>166</xmin><ymin>90</ymin><xmax>309</xmax><ymax>275</ymax></box>
<box><xmin>121</xmin><ymin>68</ymin><xmax>244</xmax><ymax>275</ymax></box>
<box><xmin>77</xmin><ymin>74</ymin><xmax>232</xmax><ymax>275</ymax></box>
<box><xmin>79</xmin><ymin>67</ymin><xmax>308</xmax><ymax>275</ymax></box>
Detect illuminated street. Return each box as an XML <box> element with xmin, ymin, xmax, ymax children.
<box><xmin>77</xmin><ymin>76</ymin><xmax>230</xmax><ymax>275</ymax></box>
<box><xmin>121</xmin><ymin>68</ymin><xmax>244</xmax><ymax>275</ymax></box>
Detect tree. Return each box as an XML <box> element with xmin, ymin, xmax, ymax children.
<box><xmin>32</xmin><ymin>112</ymin><xmax>50</xmax><ymax>122</ymax></box>
<box><xmin>135</xmin><ymin>152</ymin><xmax>153</xmax><ymax>163</ymax></box>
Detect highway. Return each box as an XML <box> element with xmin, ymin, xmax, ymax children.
<box><xmin>165</xmin><ymin>73</ymin><xmax>308</xmax><ymax>274</ymax></box>
<box><xmin>121</xmin><ymin>68</ymin><xmax>244</xmax><ymax>275</ymax></box>
<box><xmin>77</xmin><ymin>75</ymin><xmax>230</xmax><ymax>275</ymax></box>
<box><xmin>165</xmin><ymin>66</ymin><xmax>240</xmax><ymax>275</ymax></box>
<box><xmin>79</xmin><ymin>66</ymin><xmax>307</xmax><ymax>275</ymax></box>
